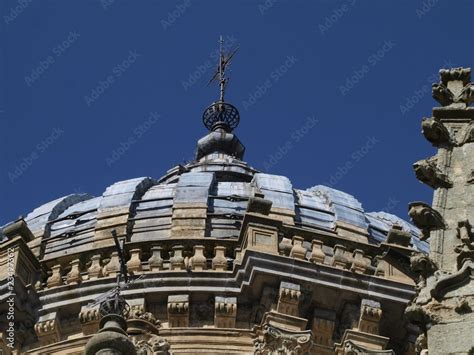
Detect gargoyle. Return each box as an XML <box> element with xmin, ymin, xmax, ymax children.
<box><xmin>408</xmin><ymin>202</ymin><xmax>445</xmax><ymax>241</ymax></box>
<box><xmin>413</xmin><ymin>156</ymin><xmax>452</xmax><ymax>189</ymax></box>
<box><xmin>421</xmin><ymin>117</ymin><xmax>452</xmax><ymax>146</ymax></box>
<box><xmin>432</xmin><ymin>83</ymin><xmax>454</xmax><ymax>106</ymax></box>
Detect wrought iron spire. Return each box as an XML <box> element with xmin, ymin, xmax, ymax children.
<box><xmin>202</xmin><ymin>36</ymin><xmax>240</xmax><ymax>132</ymax></box>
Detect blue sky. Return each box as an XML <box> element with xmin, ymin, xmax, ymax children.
<box><xmin>1</xmin><ymin>0</ymin><xmax>473</xmax><ymax>225</ymax></box>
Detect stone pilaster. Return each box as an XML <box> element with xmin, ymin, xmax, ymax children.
<box><xmin>408</xmin><ymin>67</ymin><xmax>474</xmax><ymax>354</ymax></box>
<box><xmin>311</xmin><ymin>308</ymin><xmax>336</xmax><ymax>352</ymax></box>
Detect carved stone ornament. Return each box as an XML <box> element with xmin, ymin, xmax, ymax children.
<box><xmin>421</xmin><ymin>117</ymin><xmax>452</xmax><ymax>146</ymax></box>
<box><xmin>457</xmin><ymin>121</ymin><xmax>474</xmax><ymax>146</ymax></box>
<box><xmin>408</xmin><ymin>202</ymin><xmax>445</xmax><ymax>240</ymax></box>
<box><xmin>134</xmin><ymin>334</ymin><xmax>170</xmax><ymax>355</ymax></box>
<box><xmin>413</xmin><ymin>156</ymin><xmax>452</xmax><ymax>189</ymax></box>
<box><xmin>253</xmin><ymin>324</ymin><xmax>313</xmax><ymax>355</ymax></box>
<box><xmin>454</xmin><ymin>220</ymin><xmax>474</xmax><ymax>269</ymax></box>
<box><xmin>343</xmin><ymin>340</ymin><xmax>394</xmax><ymax>354</ymax></box>
<box><xmin>128</xmin><ymin>309</ymin><xmax>162</xmax><ymax>328</ymax></box>
<box><xmin>432</xmin><ymin>67</ymin><xmax>473</xmax><ymax>107</ymax></box>
<box><xmin>410</xmin><ymin>253</ymin><xmax>437</xmax><ymax>278</ymax></box>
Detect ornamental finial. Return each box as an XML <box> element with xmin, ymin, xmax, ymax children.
<box><xmin>202</xmin><ymin>36</ymin><xmax>240</xmax><ymax>132</ymax></box>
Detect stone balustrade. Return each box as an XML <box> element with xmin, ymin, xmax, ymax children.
<box><xmin>276</xmin><ymin>234</ymin><xmax>396</xmax><ymax>278</ymax></box>
<box><xmin>42</xmin><ymin>242</ymin><xmax>235</xmax><ymax>288</ymax></box>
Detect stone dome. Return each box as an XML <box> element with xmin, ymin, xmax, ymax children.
<box><xmin>9</xmin><ymin>127</ymin><xmax>427</xmax><ymax>261</ymax></box>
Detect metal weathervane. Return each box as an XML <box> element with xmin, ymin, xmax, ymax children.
<box><xmin>207</xmin><ymin>35</ymin><xmax>239</xmax><ymax>103</ymax></box>
<box><xmin>86</xmin><ymin>230</ymin><xmax>143</xmax><ymax>318</ymax></box>
<box><xmin>202</xmin><ymin>36</ymin><xmax>241</xmax><ymax>132</ymax></box>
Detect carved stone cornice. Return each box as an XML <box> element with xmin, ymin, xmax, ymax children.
<box><xmin>421</xmin><ymin>117</ymin><xmax>452</xmax><ymax>146</ymax></box>
<box><xmin>413</xmin><ymin>156</ymin><xmax>452</xmax><ymax>189</ymax></box>
<box><xmin>408</xmin><ymin>202</ymin><xmax>445</xmax><ymax>240</ymax></box>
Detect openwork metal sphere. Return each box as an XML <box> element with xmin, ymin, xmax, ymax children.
<box><xmin>99</xmin><ymin>293</ymin><xmax>130</xmax><ymax>318</ymax></box>
<box><xmin>202</xmin><ymin>102</ymin><xmax>240</xmax><ymax>131</ymax></box>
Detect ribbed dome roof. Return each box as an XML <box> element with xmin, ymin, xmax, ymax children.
<box><xmin>10</xmin><ymin>145</ymin><xmax>427</xmax><ymax>260</ymax></box>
